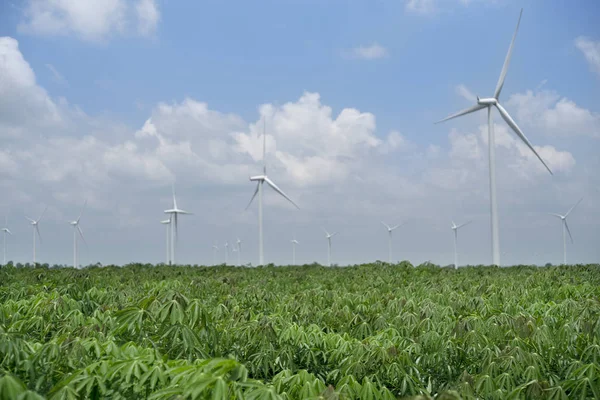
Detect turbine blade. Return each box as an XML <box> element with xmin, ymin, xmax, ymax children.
<box><xmin>322</xmin><ymin>228</ymin><xmax>330</xmax><ymax>236</ymax></box>
<box><xmin>548</xmin><ymin>213</ymin><xmax>563</xmax><ymax>219</ymax></box>
<box><xmin>264</xmin><ymin>177</ymin><xmax>300</xmax><ymax>209</ymax></box>
<box><xmin>77</xmin><ymin>225</ymin><xmax>88</xmax><ymax>246</ymax></box>
<box><xmin>172</xmin><ymin>183</ymin><xmax>177</xmax><ymax>210</ymax></box>
<box><xmin>494</xmin><ymin>9</ymin><xmax>523</xmax><ymax>99</ymax></box>
<box><xmin>457</xmin><ymin>220</ymin><xmax>472</xmax><ymax>229</ymax></box>
<box><xmin>37</xmin><ymin>206</ymin><xmax>48</xmax><ymax>223</ymax></box>
<box><xmin>177</xmin><ymin>210</ymin><xmax>193</xmax><ymax>215</ymax></box>
<box><xmin>76</xmin><ymin>199</ymin><xmax>87</xmax><ymax>223</ymax></box>
<box><xmin>7</xmin><ymin>229</ymin><xmax>12</xmax><ymax>235</ymax></box>
<box><xmin>331</xmin><ymin>232</ymin><xmax>338</xmax><ymax>237</ymax></box>
<box><xmin>435</xmin><ymin>104</ymin><xmax>486</xmax><ymax>124</ymax></box>
<box><xmin>564</xmin><ymin>220</ymin><xmax>574</xmax><ymax>244</ymax></box>
<box><xmin>245</xmin><ymin>183</ymin><xmax>260</xmax><ymax>210</ymax></box>
<box><xmin>381</xmin><ymin>221</ymin><xmax>390</xmax><ymax>230</ymax></box>
<box><xmin>495</xmin><ymin>103</ymin><xmax>553</xmax><ymax>175</ymax></box>
<box><xmin>565</xmin><ymin>197</ymin><xmax>583</xmax><ymax>218</ymax></box>
<box><xmin>25</xmin><ymin>216</ymin><xmax>35</xmax><ymax>223</ymax></box>
<box><xmin>35</xmin><ymin>224</ymin><xmax>42</xmax><ymax>243</ymax></box>
<box><xmin>391</xmin><ymin>223</ymin><xmax>403</xmax><ymax>231</ymax></box>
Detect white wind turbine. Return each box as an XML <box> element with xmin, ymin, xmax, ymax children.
<box><xmin>164</xmin><ymin>184</ymin><xmax>192</xmax><ymax>265</ymax></box>
<box><xmin>236</xmin><ymin>238</ymin><xmax>242</xmax><ymax>266</ymax></box>
<box><xmin>212</xmin><ymin>243</ymin><xmax>218</xmax><ymax>265</ymax></box>
<box><xmin>451</xmin><ymin>220</ymin><xmax>472</xmax><ymax>269</ymax></box>
<box><xmin>2</xmin><ymin>217</ymin><xmax>12</xmax><ymax>265</ymax></box>
<box><xmin>323</xmin><ymin>228</ymin><xmax>338</xmax><ymax>267</ymax></box>
<box><xmin>291</xmin><ymin>237</ymin><xmax>299</xmax><ymax>265</ymax></box>
<box><xmin>549</xmin><ymin>197</ymin><xmax>583</xmax><ymax>265</ymax></box>
<box><xmin>69</xmin><ymin>200</ymin><xmax>87</xmax><ymax>269</ymax></box>
<box><xmin>161</xmin><ymin>218</ymin><xmax>171</xmax><ymax>265</ymax></box>
<box><xmin>246</xmin><ymin>118</ymin><xmax>299</xmax><ymax>265</ymax></box>
<box><xmin>381</xmin><ymin>222</ymin><xmax>404</xmax><ymax>263</ymax></box>
<box><xmin>25</xmin><ymin>206</ymin><xmax>47</xmax><ymax>264</ymax></box>
<box><xmin>436</xmin><ymin>9</ymin><xmax>552</xmax><ymax>266</ymax></box>
<box><xmin>224</xmin><ymin>241</ymin><xmax>229</xmax><ymax>264</ymax></box>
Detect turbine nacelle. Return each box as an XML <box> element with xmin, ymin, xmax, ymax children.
<box><xmin>477</xmin><ymin>97</ymin><xmax>497</xmax><ymax>105</ymax></box>
<box><xmin>249</xmin><ymin>175</ymin><xmax>265</xmax><ymax>182</ymax></box>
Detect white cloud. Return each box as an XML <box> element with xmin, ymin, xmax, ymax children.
<box><xmin>405</xmin><ymin>0</ymin><xmax>436</xmax><ymax>15</ymax></box>
<box><xmin>136</xmin><ymin>0</ymin><xmax>160</xmax><ymax>36</ymax></box>
<box><xmin>455</xmin><ymin>84</ymin><xmax>476</xmax><ymax>102</ymax></box>
<box><xmin>17</xmin><ymin>0</ymin><xmax>160</xmax><ymax>42</ymax></box>
<box><xmin>349</xmin><ymin>43</ymin><xmax>388</xmax><ymax>60</ymax></box>
<box><xmin>575</xmin><ymin>36</ymin><xmax>600</xmax><ymax>77</ymax></box>
<box><xmin>507</xmin><ymin>90</ymin><xmax>600</xmax><ymax>138</ymax></box>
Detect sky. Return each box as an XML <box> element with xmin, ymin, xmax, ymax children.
<box><xmin>0</xmin><ymin>0</ymin><xmax>599</xmax><ymax>267</ymax></box>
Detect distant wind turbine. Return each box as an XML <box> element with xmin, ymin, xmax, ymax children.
<box><xmin>2</xmin><ymin>216</ymin><xmax>12</xmax><ymax>265</ymax></box>
<box><xmin>436</xmin><ymin>9</ymin><xmax>552</xmax><ymax>267</ymax></box>
<box><xmin>69</xmin><ymin>200</ymin><xmax>87</xmax><ymax>269</ymax></box>
<box><xmin>451</xmin><ymin>220</ymin><xmax>472</xmax><ymax>269</ymax></box>
<box><xmin>291</xmin><ymin>237</ymin><xmax>299</xmax><ymax>265</ymax></box>
<box><xmin>550</xmin><ymin>197</ymin><xmax>583</xmax><ymax>265</ymax></box>
<box><xmin>161</xmin><ymin>218</ymin><xmax>171</xmax><ymax>265</ymax></box>
<box><xmin>224</xmin><ymin>241</ymin><xmax>229</xmax><ymax>265</ymax></box>
<box><xmin>25</xmin><ymin>206</ymin><xmax>47</xmax><ymax>264</ymax></box>
<box><xmin>212</xmin><ymin>243</ymin><xmax>218</xmax><ymax>266</ymax></box>
<box><xmin>323</xmin><ymin>228</ymin><xmax>338</xmax><ymax>267</ymax></box>
<box><xmin>236</xmin><ymin>238</ymin><xmax>242</xmax><ymax>266</ymax></box>
<box><xmin>164</xmin><ymin>184</ymin><xmax>192</xmax><ymax>265</ymax></box>
<box><xmin>381</xmin><ymin>222</ymin><xmax>403</xmax><ymax>263</ymax></box>
<box><xmin>246</xmin><ymin>118</ymin><xmax>299</xmax><ymax>265</ymax></box>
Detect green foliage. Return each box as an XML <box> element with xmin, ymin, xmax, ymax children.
<box><xmin>0</xmin><ymin>263</ymin><xmax>599</xmax><ymax>399</ymax></box>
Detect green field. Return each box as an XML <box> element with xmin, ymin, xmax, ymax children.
<box><xmin>0</xmin><ymin>263</ymin><xmax>599</xmax><ymax>399</ymax></box>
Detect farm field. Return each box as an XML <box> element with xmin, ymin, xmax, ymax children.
<box><xmin>1</xmin><ymin>263</ymin><xmax>599</xmax><ymax>399</ymax></box>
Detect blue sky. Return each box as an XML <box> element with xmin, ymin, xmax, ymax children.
<box><xmin>0</xmin><ymin>0</ymin><xmax>599</xmax><ymax>267</ymax></box>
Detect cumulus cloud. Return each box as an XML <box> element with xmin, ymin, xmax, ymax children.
<box><xmin>405</xmin><ymin>0</ymin><xmax>436</xmax><ymax>15</ymax></box>
<box><xmin>17</xmin><ymin>0</ymin><xmax>160</xmax><ymax>42</ymax></box>
<box><xmin>507</xmin><ymin>90</ymin><xmax>600</xmax><ymax>138</ymax></box>
<box><xmin>575</xmin><ymin>36</ymin><xmax>600</xmax><ymax>77</ymax></box>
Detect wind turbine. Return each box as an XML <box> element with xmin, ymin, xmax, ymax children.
<box><xmin>212</xmin><ymin>243</ymin><xmax>218</xmax><ymax>265</ymax></box>
<box><xmin>69</xmin><ymin>200</ymin><xmax>87</xmax><ymax>269</ymax></box>
<box><xmin>549</xmin><ymin>197</ymin><xmax>583</xmax><ymax>265</ymax></box>
<box><xmin>164</xmin><ymin>184</ymin><xmax>192</xmax><ymax>265</ymax></box>
<box><xmin>246</xmin><ymin>118</ymin><xmax>299</xmax><ymax>265</ymax></box>
<box><xmin>236</xmin><ymin>238</ymin><xmax>242</xmax><ymax>266</ymax></box>
<box><xmin>25</xmin><ymin>206</ymin><xmax>47</xmax><ymax>264</ymax></box>
<box><xmin>161</xmin><ymin>218</ymin><xmax>171</xmax><ymax>265</ymax></box>
<box><xmin>291</xmin><ymin>237</ymin><xmax>299</xmax><ymax>265</ymax></box>
<box><xmin>2</xmin><ymin>217</ymin><xmax>12</xmax><ymax>265</ymax></box>
<box><xmin>224</xmin><ymin>241</ymin><xmax>229</xmax><ymax>265</ymax></box>
<box><xmin>436</xmin><ymin>9</ymin><xmax>552</xmax><ymax>266</ymax></box>
<box><xmin>323</xmin><ymin>229</ymin><xmax>338</xmax><ymax>267</ymax></box>
<box><xmin>451</xmin><ymin>220</ymin><xmax>472</xmax><ymax>269</ymax></box>
<box><xmin>381</xmin><ymin>222</ymin><xmax>403</xmax><ymax>263</ymax></box>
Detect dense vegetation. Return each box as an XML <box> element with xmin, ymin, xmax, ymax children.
<box><xmin>0</xmin><ymin>263</ymin><xmax>599</xmax><ymax>399</ymax></box>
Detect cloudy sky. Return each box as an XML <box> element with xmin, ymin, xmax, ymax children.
<box><xmin>0</xmin><ymin>0</ymin><xmax>599</xmax><ymax>267</ymax></box>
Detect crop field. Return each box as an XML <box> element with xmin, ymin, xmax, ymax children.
<box><xmin>0</xmin><ymin>263</ymin><xmax>599</xmax><ymax>399</ymax></box>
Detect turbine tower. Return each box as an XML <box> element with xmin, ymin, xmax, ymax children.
<box><xmin>550</xmin><ymin>197</ymin><xmax>583</xmax><ymax>265</ymax></box>
<box><xmin>323</xmin><ymin>228</ymin><xmax>338</xmax><ymax>267</ymax></box>
<box><xmin>236</xmin><ymin>238</ymin><xmax>242</xmax><ymax>266</ymax></box>
<box><xmin>25</xmin><ymin>206</ymin><xmax>47</xmax><ymax>264</ymax></box>
<box><xmin>246</xmin><ymin>118</ymin><xmax>299</xmax><ymax>265</ymax></box>
<box><xmin>164</xmin><ymin>184</ymin><xmax>192</xmax><ymax>265</ymax></box>
<box><xmin>436</xmin><ymin>9</ymin><xmax>552</xmax><ymax>266</ymax></box>
<box><xmin>69</xmin><ymin>200</ymin><xmax>87</xmax><ymax>269</ymax></box>
<box><xmin>291</xmin><ymin>237</ymin><xmax>299</xmax><ymax>265</ymax></box>
<box><xmin>212</xmin><ymin>243</ymin><xmax>218</xmax><ymax>265</ymax></box>
<box><xmin>381</xmin><ymin>222</ymin><xmax>403</xmax><ymax>263</ymax></box>
<box><xmin>2</xmin><ymin>217</ymin><xmax>12</xmax><ymax>265</ymax></box>
<box><xmin>451</xmin><ymin>220</ymin><xmax>472</xmax><ymax>269</ymax></box>
<box><xmin>161</xmin><ymin>218</ymin><xmax>171</xmax><ymax>265</ymax></box>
